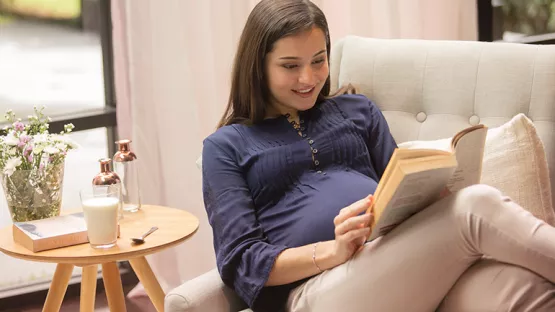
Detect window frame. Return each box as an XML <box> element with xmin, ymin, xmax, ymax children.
<box><xmin>98</xmin><ymin>0</ymin><xmax>118</xmax><ymax>157</ymax></box>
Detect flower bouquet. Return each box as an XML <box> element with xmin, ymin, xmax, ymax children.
<box><xmin>0</xmin><ymin>107</ymin><xmax>78</xmax><ymax>222</ymax></box>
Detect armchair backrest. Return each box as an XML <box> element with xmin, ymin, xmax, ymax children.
<box><xmin>330</xmin><ymin>35</ymin><xmax>555</xmax><ymax>209</ymax></box>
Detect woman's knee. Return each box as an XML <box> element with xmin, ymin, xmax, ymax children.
<box><xmin>451</xmin><ymin>184</ymin><xmax>504</xmax><ymax>217</ymax></box>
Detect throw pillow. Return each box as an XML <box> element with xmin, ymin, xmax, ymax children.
<box><xmin>398</xmin><ymin>113</ymin><xmax>555</xmax><ymax>226</ymax></box>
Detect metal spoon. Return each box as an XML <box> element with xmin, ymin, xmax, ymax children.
<box><xmin>131</xmin><ymin>226</ymin><xmax>159</xmax><ymax>244</ymax></box>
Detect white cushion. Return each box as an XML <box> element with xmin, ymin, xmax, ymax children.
<box><xmin>399</xmin><ymin>114</ymin><xmax>554</xmax><ymax>225</ymax></box>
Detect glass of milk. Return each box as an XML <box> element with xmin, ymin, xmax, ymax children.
<box><xmin>80</xmin><ymin>186</ymin><xmax>121</xmax><ymax>249</ymax></box>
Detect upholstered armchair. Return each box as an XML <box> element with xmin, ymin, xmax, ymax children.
<box><xmin>165</xmin><ymin>36</ymin><xmax>555</xmax><ymax>312</ymax></box>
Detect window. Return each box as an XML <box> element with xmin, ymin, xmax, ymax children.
<box><xmin>0</xmin><ymin>0</ymin><xmax>118</xmax><ymax>209</ymax></box>
<box><xmin>0</xmin><ymin>0</ymin><xmax>118</xmax><ymax>151</ymax></box>
<box><xmin>0</xmin><ymin>0</ymin><xmax>119</xmax><ymax>298</ymax></box>
<box><xmin>0</xmin><ymin>0</ymin><xmax>117</xmax><ymax>148</ymax></box>
<box><xmin>478</xmin><ymin>0</ymin><xmax>555</xmax><ymax>44</ymax></box>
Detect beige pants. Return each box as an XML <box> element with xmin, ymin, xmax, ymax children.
<box><xmin>287</xmin><ymin>185</ymin><xmax>555</xmax><ymax>312</ymax></box>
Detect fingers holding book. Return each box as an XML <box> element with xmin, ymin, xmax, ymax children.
<box><xmin>331</xmin><ymin>195</ymin><xmax>375</xmax><ymax>265</ymax></box>
<box><xmin>333</xmin><ymin>195</ymin><xmax>373</xmax><ymax>226</ymax></box>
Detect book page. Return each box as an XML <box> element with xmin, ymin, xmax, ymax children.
<box><xmin>369</xmin><ymin>148</ymin><xmax>453</xmax><ymax>215</ymax></box>
<box><xmin>368</xmin><ymin>165</ymin><xmax>456</xmax><ymax>241</ymax></box>
<box><xmin>447</xmin><ymin>127</ymin><xmax>488</xmax><ymax>192</ymax></box>
<box><xmin>397</xmin><ymin>137</ymin><xmax>452</xmax><ymax>152</ymax></box>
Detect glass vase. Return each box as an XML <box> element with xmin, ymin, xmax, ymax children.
<box><xmin>1</xmin><ymin>161</ymin><xmax>65</xmax><ymax>222</ymax></box>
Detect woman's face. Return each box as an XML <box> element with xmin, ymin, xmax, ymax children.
<box><xmin>265</xmin><ymin>26</ymin><xmax>329</xmax><ymax>117</ymax></box>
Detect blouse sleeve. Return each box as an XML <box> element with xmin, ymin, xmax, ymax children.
<box><xmin>337</xmin><ymin>94</ymin><xmax>398</xmax><ymax>179</ymax></box>
<box><xmin>201</xmin><ymin>135</ymin><xmax>288</xmax><ymax>308</ymax></box>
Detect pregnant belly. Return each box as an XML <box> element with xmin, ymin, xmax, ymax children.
<box><xmin>262</xmin><ymin>168</ymin><xmax>378</xmax><ymax>247</ymax></box>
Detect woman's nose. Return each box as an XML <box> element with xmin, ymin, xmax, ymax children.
<box><xmin>298</xmin><ymin>65</ymin><xmax>314</xmax><ymax>84</ymax></box>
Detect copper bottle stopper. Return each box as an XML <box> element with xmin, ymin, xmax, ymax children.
<box><xmin>114</xmin><ymin>139</ymin><xmax>137</xmax><ymax>162</ymax></box>
<box><xmin>92</xmin><ymin>158</ymin><xmax>121</xmax><ymax>186</ymax></box>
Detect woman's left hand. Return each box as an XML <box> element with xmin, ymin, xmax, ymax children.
<box><xmin>330</xmin><ymin>195</ymin><xmax>374</xmax><ymax>266</ymax></box>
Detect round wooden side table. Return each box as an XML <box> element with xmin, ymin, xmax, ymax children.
<box><xmin>0</xmin><ymin>205</ymin><xmax>199</xmax><ymax>312</ymax></box>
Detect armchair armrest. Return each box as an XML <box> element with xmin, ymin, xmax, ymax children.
<box><xmin>165</xmin><ymin>268</ymin><xmax>249</xmax><ymax>312</ymax></box>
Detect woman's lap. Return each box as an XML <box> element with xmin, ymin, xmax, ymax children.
<box><xmin>287</xmin><ymin>192</ymin><xmax>478</xmax><ymax>312</ymax></box>
<box><xmin>286</xmin><ymin>185</ymin><xmax>555</xmax><ymax>312</ymax></box>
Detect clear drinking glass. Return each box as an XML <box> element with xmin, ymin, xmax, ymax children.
<box><xmin>80</xmin><ymin>185</ymin><xmax>120</xmax><ymax>249</ymax></box>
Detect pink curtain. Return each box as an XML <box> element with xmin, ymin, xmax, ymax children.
<box><xmin>111</xmin><ymin>0</ymin><xmax>477</xmax><ymax>305</ymax></box>
<box><xmin>111</xmin><ymin>0</ymin><xmax>132</xmax><ymax>140</ymax></box>
<box><xmin>317</xmin><ymin>0</ymin><xmax>477</xmax><ymax>42</ymax></box>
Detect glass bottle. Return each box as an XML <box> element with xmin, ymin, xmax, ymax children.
<box><xmin>92</xmin><ymin>158</ymin><xmax>123</xmax><ymax>220</ymax></box>
<box><xmin>113</xmin><ymin>139</ymin><xmax>141</xmax><ymax>213</ymax></box>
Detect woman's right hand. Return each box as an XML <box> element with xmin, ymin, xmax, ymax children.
<box><xmin>331</xmin><ymin>195</ymin><xmax>374</xmax><ymax>266</ymax></box>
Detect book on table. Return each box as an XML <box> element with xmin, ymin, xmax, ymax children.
<box><xmin>12</xmin><ymin>212</ymin><xmax>120</xmax><ymax>252</ymax></box>
<box><xmin>367</xmin><ymin>124</ymin><xmax>488</xmax><ymax>241</ymax></box>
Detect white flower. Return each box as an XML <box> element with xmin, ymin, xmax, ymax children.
<box><xmin>52</xmin><ymin>134</ymin><xmax>79</xmax><ymax>149</ymax></box>
<box><xmin>33</xmin><ymin>146</ymin><xmax>44</xmax><ymax>155</ymax></box>
<box><xmin>4</xmin><ymin>157</ymin><xmax>22</xmax><ymax>176</ymax></box>
<box><xmin>43</xmin><ymin>146</ymin><xmax>60</xmax><ymax>154</ymax></box>
<box><xmin>4</xmin><ymin>132</ymin><xmax>18</xmax><ymax>146</ymax></box>
<box><xmin>55</xmin><ymin>143</ymin><xmax>67</xmax><ymax>151</ymax></box>
<box><xmin>33</xmin><ymin>134</ymin><xmax>49</xmax><ymax>144</ymax></box>
<box><xmin>1</xmin><ymin>109</ymin><xmax>79</xmax><ymax>171</ymax></box>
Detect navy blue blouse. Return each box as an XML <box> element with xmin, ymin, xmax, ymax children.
<box><xmin>202</xmin><ymin>94</ymin><xmax>397</xmax><ymax>311</ymax></box>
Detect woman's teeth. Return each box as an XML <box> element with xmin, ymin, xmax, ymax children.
<box><xmin>296</xmin><ymin>87</ymin><xmax>313</xmax><ymax>93</ymax></box>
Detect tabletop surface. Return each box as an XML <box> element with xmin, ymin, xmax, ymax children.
<box><xmin>0</xmin><ymin>205</ymin><xmax>199</xmax><ymax>265</ymax></box>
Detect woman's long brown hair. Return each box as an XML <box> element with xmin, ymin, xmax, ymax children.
<box><xmin>217</xmin><ymin>0</ymin><xmax>354</xmax><ymax>129</ymax></box>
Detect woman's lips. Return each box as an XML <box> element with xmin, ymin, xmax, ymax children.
<box><xmin>292</xmin><ymin>86</ymin><xmax>315</xmax><ymax>98</ymax></box>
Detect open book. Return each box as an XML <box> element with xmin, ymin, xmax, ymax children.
<box><xmin>367</xmin><ymin>124</ymin><xmax>488</xmax><ymax>241</ymax></box>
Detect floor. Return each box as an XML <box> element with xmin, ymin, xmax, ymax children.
<box><xmin>17</xmin><ymin>285</ymin><xmax>156</xmax><ymax>312</ymax></box>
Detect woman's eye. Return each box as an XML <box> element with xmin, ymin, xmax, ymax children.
<box><xmin>282</xmin><ymin>64</ymin><xmax>298</xmax><ymax>69</ymax></box>
<box><xmin>282</xmin><ymin>59</ymin><xmax>324</xmax><ymax>70</ymax></box>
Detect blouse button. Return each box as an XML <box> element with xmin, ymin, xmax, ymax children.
<box><xmin>312</xmin><ymin>149</ymin><xmax>318</xmax><ymax>154</ymax></box>
<box><xmin>314</xmin><ymin>160</ymin><xmax>320</xmax><ymax>166</ymax></box>
<box><xmin>317</xmin><ymin>170</ymin><xmax>322</xmax><ymax>174</ymax></box>
<box><xmin>302</xmin><ymin>134</ymin><xmax>307</xmax><ymax>138</ymax></box>
<box><xmin>308</xmin><ymin>139</ymin><xmax>314</xmax><ymax>145</ymax></box>
<box><xmin>300</xmin><ymin>127</ymin><xmax>305</xmax><ymax>131</ymax></box>
<box><xmin>300</xmin><ymin>119</ymin><xmax>305</xmax><ymax>124</ymax></box>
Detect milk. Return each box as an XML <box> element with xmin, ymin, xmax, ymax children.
<box><xmin>82</xmin><ymin>197</ymin><xmax>119</xmax><ymax>247</ymax></box>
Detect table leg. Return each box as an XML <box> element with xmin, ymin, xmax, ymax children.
<box><xmin>102</xmin><ymin>262</ymin><xmax>127</xmax><ymax>312</ymax></box>
<box><xmin>42</xmin><ymin>263</ymin><xmax>74</xmax><ymax>312</ymax></box>
<box><xmin>80</xmin><ymin>265</ymin><xmax>98</xmax><ymax>312</ymax></box>
<box><xmin>129</xmin><ymin>257</ymin><xmax>165</xmax><ymax>312</ymax></box>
